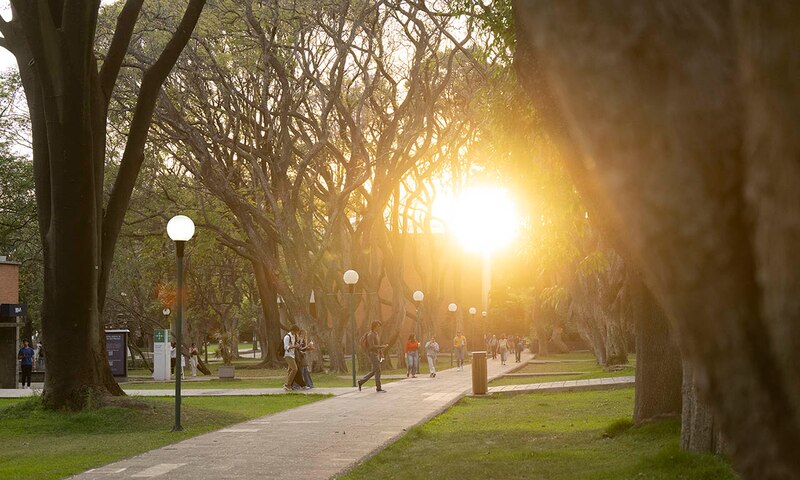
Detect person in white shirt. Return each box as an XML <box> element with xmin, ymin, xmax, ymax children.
<box><xmin>283</xmin><ymin>325</ymin><xmax>300</xmax><ymax>391</ymax></box>
<box><xmin>425</xmin><ymin>337</ymin><xmax>439</xmax><ymax>378</ymax></box>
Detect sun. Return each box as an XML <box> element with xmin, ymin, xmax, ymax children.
<box><xmin>447</xmin><ymin>186</ymin><xmax>520</xmax><ymax>253</ymax></box>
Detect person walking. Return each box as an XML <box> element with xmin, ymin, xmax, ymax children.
<box><xmin>453</xmin><ymin>331</ymin><xmax>467</xmax><ymax>371</ymax></box>
<box><xmin>189</xmin><ymin>343</ymin><xmax>199</xmax><ymax>376</ymax></box>
<box><xmin>489</xmin><ymin>335</ymin><xmax>498</xmax><ymax>360</ymax></box>
<box><xmin>18</xmin><ymin>340</ymin><xmax>35</xmax><ymax>388</ymax></box>
<box><xmin>499</xmin><ymin>334</ymin><xmax>509</xmax><ymax>365</ymax></box>
<box><xmin>35</xmin><ymin>342</ymin><xmax>45</xmax><ymax>371</ymax></box>
<box><xmin>299</xmin><ymin>329</ymin><xmax>315</xmax><ymax>389</ymax></box>
<box><xmin>515</xmin><ymin>336</ymin><xmax>524</xmax><ymax>363</ymax></box>
<box><xmin>283</xmin><ymin>325</ymin><xmax>301</xmax><ymax>392</ymax></box>
<box><xmin>405</xmin><ymin>334</ymin><xmax>420</xmax><ymax>378</ymax></box>
<box><xmin>425</xmin><ymin>336</ymin><xmax>439</xmax><ymax>377</ymax></box>
<box><xmin>170</xmin><ymin>341</ymin><xmax>177</xmax><ymax>376</ymax></box>
<box><xmin>358</xmin><ymin>321</ymin><xmax>388</xmax><ymax>392</ymax></box>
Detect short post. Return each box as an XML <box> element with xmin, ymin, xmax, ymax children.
<box><xmin>471</xmin><ymin>351</ymin><xmax>488</xmax><ymax>395</ymax></box>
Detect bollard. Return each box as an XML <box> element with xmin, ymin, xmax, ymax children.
<box><xmin>471</xmin><ymin>351</ymin><xmax>488</xmax><ymax>395</ymax></box>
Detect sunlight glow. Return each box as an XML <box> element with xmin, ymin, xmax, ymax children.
<box><xmin>446</xmin><ymin>186</ymin><xmax>520</xmax><ymax>253</ymax></box>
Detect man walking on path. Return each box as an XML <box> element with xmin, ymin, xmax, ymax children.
<box><xmin>283</xmin><ymin>325</ymin><xmax>301</xmax><ymax>392</ymax></box>
<box><xmin>453</xmin><ymin>331</ymin><xmax>466</xmax><ymax>371</ymax></box>
<box><xmin>358</xmin><ymin>321</ymin><xmax>388</xmax><ymax>392</ymax></box>
<box><xmin>18</xmin><ymin>339</ymin><xmax>35</xmax><ymax>388</ymax></box>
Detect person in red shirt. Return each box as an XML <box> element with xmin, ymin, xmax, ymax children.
<box><xmin>405</xmin><ymin>334</ymin><xmax>420</xmax><ymax>378</ymax></box>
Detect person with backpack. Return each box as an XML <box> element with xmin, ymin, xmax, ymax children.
<box><xmin>425</xmin><ymin>336</ymin><xmax>439</xmax><ymax>377</ymax></box>
<box><xmin>357</xmin><ymin>321</ymin><xmax>388</xmax><ymax>392</ymax></box>
<box><xmin>283</xmin><ymin>325</ymin><xmax>301</xmax><ymax>392</ymax></box>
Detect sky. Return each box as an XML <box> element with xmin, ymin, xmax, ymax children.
<box><xmin>0</xmin><ymin>0</ymin><xmax>119</xmax><ymax>72</ymax></box>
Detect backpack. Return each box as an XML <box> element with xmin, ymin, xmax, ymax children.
<box><xmin>360</xmin><ymin>331</ymin><xmax>371</xmax><ymax>351</ymax></box>
<box><xmin>278</xmin><ymin>333</ymin><xmax>290</xmax><ymax>358</ymax></box>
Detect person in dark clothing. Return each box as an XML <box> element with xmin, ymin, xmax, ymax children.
<box><xmin>18</xmin><ymin>340</ymin><xmax>35</xmax><ymax>388</ymax></box>
<box><xmin>357</xmin><ymin>321</ymin><xmax>388</xmax><ymax>393</ymax></box>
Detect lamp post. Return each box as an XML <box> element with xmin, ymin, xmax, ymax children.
<box><xmin>413</xmin><ymin>291</ymin><xmax>424</xmax><ymax>376</ymax></box>
<box><xmin>482</xmin><ymin>311</ymin><xmax>488</xmax><ymax>348</ymax></box>
<box><xmin>448</xmin><ymin>303</ymin><xmax>457</xmax><ymax>366</ymax></box>
<box><xmin>162</xmin><ymin>307</ymin><xmax>170</xmax><ymax>327</ymax></box>
<box><xmin>167</xmin><ymin>214</ymin><xmax>195</xmax><ymax>432</ymax></box>
<box><xmin>343</xmin><ymin>269</ymin><xmax>359</xmax><ymax>387</ymax></box>
<box><xmin>413</xmin><ymin>290</ymin><xmax>424</xmax><ymax>342</ymax></box>
<box><xmin>469</xmin><ymin>307</ymin><xmax>476</xmax><ymax>352</ymax></box>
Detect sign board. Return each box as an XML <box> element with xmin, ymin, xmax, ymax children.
<box><xmin>153</xmin><ymin>328</ymin><xmax>171</xmax><ymax>381</ymax></box>
<box><xmin>0</xmin><ymin>304</ymin><xmax>26</xmax><ymax>317</ymax></box>
<box><xmin>105</xmin><ymin>330</ymin><xmax>129</xmax><ymax>377</ymax></box>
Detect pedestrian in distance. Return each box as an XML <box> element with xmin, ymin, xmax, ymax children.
<box><xmin>499</xmin><ymin>334</ymin><xmax>509</xmax><ymax>365</ymax></box>
<box><xmin>358</xmin><ymin>321</ymin><xmax>388</xmax><ymax>392</ymax></box>
<box><xmin>299</xmin><ymin>329</ymin><xmax>315</xmax><ymax>389</ymax></box>
<box><xmin>283</xmin><ymin>325</ymin><xmax>301</xmax><ymax>392</ymax></box>
<box><xmin>516</xmin><ymin>336</ymin><xmax>524</xmax><ymax>363</ymax></box>
<box><xmin>405</xmin><ymin>334</ymin><xmax>420</xmax><ymax>378</ymax></box>
<box><xmin>489</xmin><ymin>335</ymin><xmax>498</xmax><ymax>360</ymax></box>
<box><xmin>453</xmin><ymin>331</ymin><xmax>467</xmax><ymax>371</ymax></box>
<box><xmin>35</xmin><ymin>341</ymin><xmax>45</xmax><ymax>371</ymax></box>
<box><xmin>170</xmin><ymin>341</ymin><xmax>177</xmax><ymax>372</ymax></box>
<box><xmin>425</xmin><ymin>336</ymin><xmax>439</xmax><ymax>377</ymax></box>
<box><xmin>18</xmin><ymin>339</ymin><xmax>35</xmax><ymax>389</ymax></box>
<box><xmin>189</xmin><ymin>342</ymin><xmax>199</xmax><ymax>376</ymax></box>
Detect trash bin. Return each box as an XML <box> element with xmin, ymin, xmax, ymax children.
<box><xmin>471</xmin><ymin>351</ymin><xmax>488</xmax><ymax>395</ymax></box>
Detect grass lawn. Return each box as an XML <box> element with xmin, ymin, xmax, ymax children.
<box><xmin>123</xmin><ymin>372</ymin><xmax>369</xmax><ymax>389</ymax></box>
<box><xmin>0</xmin><ymin>394</ymin><xmax>326</xmax><ymax>480</ymax></box>
<box><xmin>342</xmin><ymin>388</ymin><xmax>737</xmax><ymax>480</ymax></box>
<box><xmin>124</xmin><ymin>355</ymin><xmax>457</xmax><ymax>388</ymax></box>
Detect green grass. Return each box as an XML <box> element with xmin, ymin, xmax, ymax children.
<box><xmin>341</xmin><ymin>388</ymin><xmax>737</xmax><ymax>480</ymax></box>
<box><xmin>124</xmin><ymin>355</ymin><xmax>457</xmax><ymax>388</ymax></box>
<box><xmin>124</xmin><ymin>372</ymin><xmax>374</xmax><ymax>389</ymax></box>
<box><xmin>0</xmin><ymin>394</ymin><xmax>325</xmax><ymax>480</ymax></box>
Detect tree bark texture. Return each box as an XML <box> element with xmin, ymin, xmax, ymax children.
<box><xmin>631</xmin><ymin>273</ymin><xmax>682</xmax><ymax>424</ymax></box>
<box><xmin>682</xmin><ymin>360</ymin><xmax>726</xmax><ymax>454</ymax></box>
<box><xmin>515</xmin><ymin>2</ymin><xmax>800</xmax><ymax>477</ymax></box>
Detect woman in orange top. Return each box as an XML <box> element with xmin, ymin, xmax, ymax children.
<box><xmin>405</xmin><ymin>334</ymin><xmax>420</xmax><ymax>378</ymax></box>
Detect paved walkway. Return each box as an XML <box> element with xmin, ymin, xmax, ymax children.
<box><xmin>487</xmin><ymin>375</ymin><xmax>635</xmax><ymax>394</ymax></box>
<box><xmin>67</xmin><ymin>355</ymin><xmax>532</xmax><ymax>480</ymax></box>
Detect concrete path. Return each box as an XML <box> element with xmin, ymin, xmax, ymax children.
<box><xmin>487</xmin><ymin>375</ymin><xmax>635</xmax><ymax>394</ymax></box>
<box><xmin>67</xmin><ymin>354</ymin><xmax>532</xmax><ymax>480</ymax></box>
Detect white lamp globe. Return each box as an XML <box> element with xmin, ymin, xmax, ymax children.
<box><xmin>448</xmin><ymin>303</ymin><xmax>457</xmax><ymax>312</ymax></box>
<box><xmin>343</xmin><ymin>269</ymin><xmax>359</xmax><ymax>285</ymax></box>
<box><xmin>413</xmin><ymin>290</ymin><xmax>424</xmax><ymax>302</ymax></box>
<box><xmin>469</xmin><ymin>307</ymin><xmax>477</xmax><ymax>315</ymax></box>
<box><xmin>167</xmin><ymin>215</ymin><xmax>195</xmax><ymax>242</ymax></box>
<box><xmin>162</xmin><ymin>308</ymin><xmax>171</xmax><ymax>316</ymax></box>
<box><xmin>482</xmin><ymin>311</ymin><xmax>487</xmax><ymax>317</ymax></box>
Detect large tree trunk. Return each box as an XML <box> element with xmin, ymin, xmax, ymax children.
<box><xmin>252</xmin><ymin>260</ymin><xmax>284</xmax><ymax>369</ymax></box>
<box><xmin>631</xmin><ymin>273</ymin><xmax>682</xmax><ymax>424</ymax></box>
<box><xmin>514</xmin><ymin>2</ymin><xmax>800</xmax><ymax>477</ymax></box>
<box><xmin>1</xmin><ymin>0</ymin><xmax>205</xmax><ymax>409</ymax></box>
<box><xmin>681</xmin><ymin>361</ymin><xmax>726</xmax><ymax>454</ymax></box>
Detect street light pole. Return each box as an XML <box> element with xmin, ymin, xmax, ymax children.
<box><xmin>413</xmin><ymin>290</ymin><xmax>424</xmax><ymax>343</ymax></box>
<box><xmin>413</xmin><ymin>291</ymin><xmax>424</xmax><ymax>376</ymax></box>
<box><xmin>167</xmin><ymin>215</ymin><xmax>195</xmax><ymax>432</ymax></box>
<box><xmin>343</xmin><ymin>270</ymin><xmax>359</xmax><ymax>387</ymax></box>
<box><xmin>448</xmin><ymin>303</ymin><xmax>457</xmax><ymax>367</ymax></box>
<box><xmin>469</xmin><ymin>307</ymin><xmax>476</xmax><ymax>353</ymax></box>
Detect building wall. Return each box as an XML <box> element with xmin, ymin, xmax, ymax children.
<box><xmin>0</xmin><ymin>261</ymin><xmax>20</xmax><ymax>304</ymax></box>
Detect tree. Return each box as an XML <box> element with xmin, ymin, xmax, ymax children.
<box><xmin>515</xmin><ymin>1</ymin><xmax>800</xmax><ymax>477</ymax></box>
<box><xmin>0</xmin><ymin>0</ymin><xmax>206</xmax><ymax>409</ymax></box>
